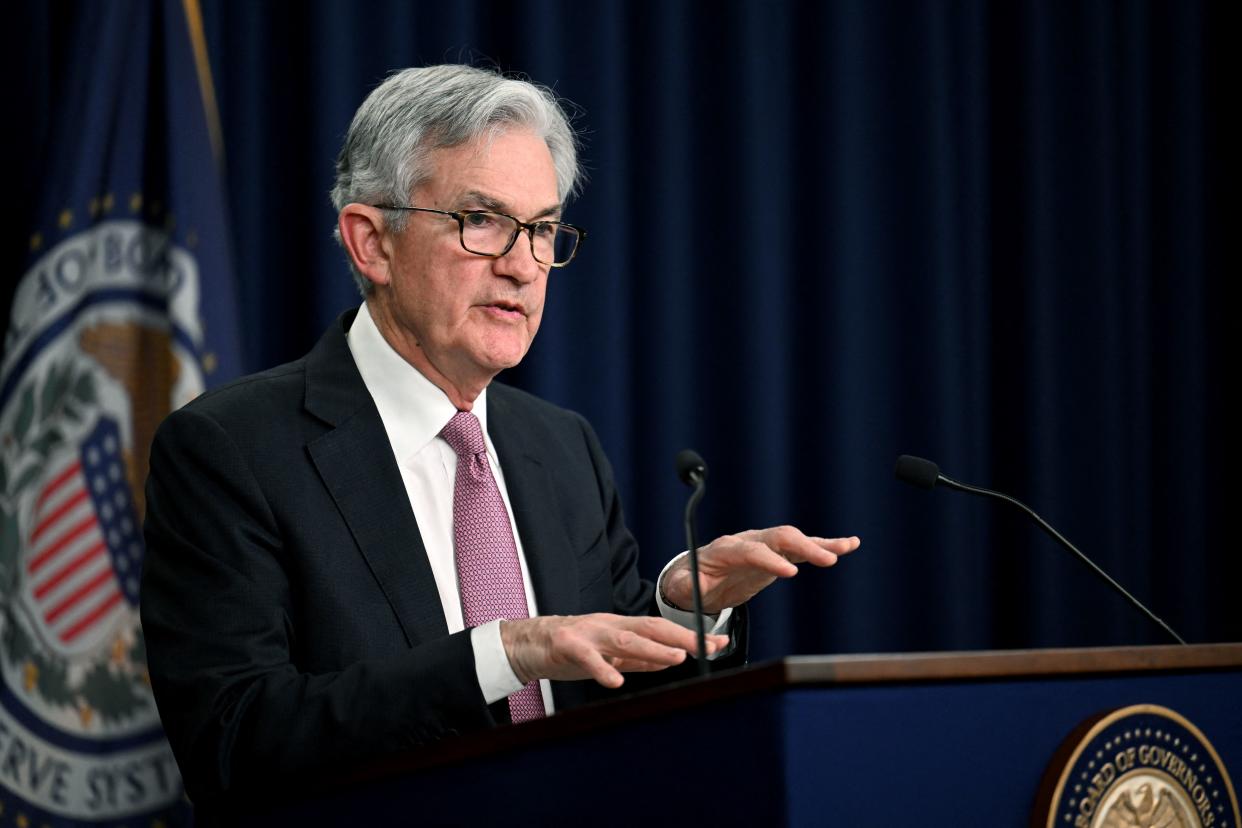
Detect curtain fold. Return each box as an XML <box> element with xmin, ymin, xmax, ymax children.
<box><xmin>10</xmin><ymin>0</ymin><xmax>1233</xmax><ymax>658</ymax></box>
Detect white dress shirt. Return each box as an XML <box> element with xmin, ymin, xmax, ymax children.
<box><xmin>346</xmin><ymin>303</ymin><xmax>728</xmax><ymax>716</ymax></box>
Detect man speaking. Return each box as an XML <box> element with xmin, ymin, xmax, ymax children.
<box><xmin>140</xmin><ymin>64</ymin><xmax>860</xmax><ymax>811</ymax></box>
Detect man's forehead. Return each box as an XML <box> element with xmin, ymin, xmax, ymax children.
<box><xmin>419</xmin><ymin>132</ymin><xmax>560</xmax><ymax>214</ymax></box>
<box><xmin>452</xmin><ymin>188</ymin><xmax>561</xmax><ymax>217</ymax></box>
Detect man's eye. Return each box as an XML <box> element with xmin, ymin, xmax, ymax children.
<box><xmin>463</xmin><ymin>212</ymin><xmax>497</xmax><ymax>228</ymax></box>
<box><xmin>533</xmin><ymin>222</ymin><xmax>558</xmax><ymax>239</ymax></box>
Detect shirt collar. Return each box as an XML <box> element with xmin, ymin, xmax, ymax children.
<box><xmin>346</xmin><ymin>302</ymin><xmax>489</xmax><ymax>463</ymax></box>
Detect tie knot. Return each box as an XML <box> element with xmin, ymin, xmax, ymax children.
<box><xmin>440</xmin><ymin>410</ymin><xmax>486</xmax><ymax>457</ymax></box>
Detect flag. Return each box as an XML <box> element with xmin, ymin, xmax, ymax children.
<box><xmin>1</xmin><ymin>0</ymin><xmax>240</xmax><ymax>823</ymax></box>
<box><xmin>26</xmin><ymin>418</ymin><xmax>144</xmax><ymax>651</ymax></box>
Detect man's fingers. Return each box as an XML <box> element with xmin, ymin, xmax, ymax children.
<box><xmin>754</xmin><ymin>526</ymin><xmax>862</xmax><ymax>567</ymax></box>
<box><xmin>557</xmin><ymin>624</ymin><xmax>648</xmax><ymax>687</ymax></box>
<box><xmin>609</xmin><ymin>632</ymin><xmax>728</xmax><ymax>673</ymax></box>
<box><xmin>604</xmin><ymin>625</ymin><xmax>688</xmax><ymax>667</ymax></box>
<box><xmin>822</xmin><ymin>535</ymin><xmax>862</xmax><ymax>555</ymax></box>
<box><xmin>664</xmin><ymin>526</ymin><xmax>861</xmax><ymax>614</ymax></box>
<box><xmin>804</xmin><ymin>535</ymin><xmax>860</xmax><ymax>564</ymax></box>
<box><xmin>611</xmin><ymin>657</ymin><xmax>683</xmax><ymax>673</ymax></box>
<box><xmin>560</xmin><ymin>616</ymin><xmax>727</xmax><ymax>688</ymax></box>
<box><xmin>576</xmin><ymin>646</ymin><xmax>625</xmax><ymax>688</ymax></box>
<box><xmin>736</xmin><ymin>538</ymin><xmax>800</xmax><ymax>577</ymax></box>
<box><xmin>696</xmin><ymin>633</ymin><xmax>730</xmax><ymax>658</ymax></box>
<box><xmin>613</xmin><ymin>617</ymin><xmax>728</xmax><ymax>657</ymax></box>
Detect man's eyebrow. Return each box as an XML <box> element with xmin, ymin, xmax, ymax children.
<box><xmin>530</xmin><ymin>203</ymin><xmax>564</xmax><ymax>221</ymax></box>
<box><xmin>457</xmin><ymin>190</ymin><xmax>507</xmax><ymax>212</ymax></box>
<box><xmin>457</xmin><ymin>190</ymin><xmax>562</xmax><ymax>220</ymax></box>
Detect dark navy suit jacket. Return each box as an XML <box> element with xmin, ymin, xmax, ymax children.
<box><xmin>141</xmin><ymin>309</ymin><xmax>741</xmax><ymax>809</ymax></box>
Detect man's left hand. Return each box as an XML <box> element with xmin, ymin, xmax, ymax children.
<box><xmin>660</xmin><ymin>526</ymin><xmax>860</xmax><ymax>614</ymax></box>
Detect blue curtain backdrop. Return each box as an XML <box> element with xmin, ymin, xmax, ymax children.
<box><xmin>11</xmin><ymin>1</ymin><xmax>1235</xmax><ymax>661</ymax></box>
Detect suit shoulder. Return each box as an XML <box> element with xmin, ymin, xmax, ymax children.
<box><xmin>175</xmin><ymin>357</ymin><xmax>307</xmax><ymax>426</ymax></box>
<box><xmin>488</xmin><ymin>381</ymin><xmax>588</xmax><ymax>429</ymax></box>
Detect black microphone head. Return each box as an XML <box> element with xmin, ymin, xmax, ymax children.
<box><xmin>675</xmin><ymin>449</ymin><xmax>708</xmax><ymax>486</ymax></box>
<box><xmin>895</xmin><ymin>455</ymin><xmax>940</xmax><ymax>489</ymax></box>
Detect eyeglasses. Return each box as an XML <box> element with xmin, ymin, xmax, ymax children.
<box><xmin>373</xmin><ymin>205</ymin><xmax>586</xmax><ymax>267</ymax></box>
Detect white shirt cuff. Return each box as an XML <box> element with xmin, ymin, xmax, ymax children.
<box><xmin>471</xmin><ymin>619</ymin><xmax>526</xmax><ymax>704</ymax></box>
<box><xmin>656</xmin><ymin>553</ymin><xmax>733</xmax><ymax>658</ymax></box>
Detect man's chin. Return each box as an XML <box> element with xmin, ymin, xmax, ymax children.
<box><xmin>473</xmin><ymin>343</ymin><xmax>532</xmax><ymax>377</ymax></box>
<box><xmin>470</xmin><ymin>327</ymin><xmax>535</xmax><ymax>367</ymax></box>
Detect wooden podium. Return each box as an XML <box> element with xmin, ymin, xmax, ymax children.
<box><xmin>258</xmin><ymin>644</ymin><xmax>1242</xmax><ymax>826</ymax></box>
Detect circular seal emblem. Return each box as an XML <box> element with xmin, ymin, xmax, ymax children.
<box><xmin>2</xmin><ymin>218</ymin><xmax>206</xmax><ymax>822</ymax></box>
<box><xmin>1037</xmin><ymin>704</ymin><xmax>1241</xmax><ymax>828</ymax></box>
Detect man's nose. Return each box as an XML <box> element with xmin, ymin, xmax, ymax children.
<box><xmin>493</xmin><ymin>230</ymin><xmax>544</xmax><ymax>283</ymax></box>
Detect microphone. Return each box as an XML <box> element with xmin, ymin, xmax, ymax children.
<box><xmin>894</xmin><ymin>454</ymin><xmax>940</xmax><ymax>490</ymax></box>
<box><xmin>894</xmin><ymin>455</ymin><xmax>1187</xmax><ymax>645</ymax></box>
<box><xmin>675</xmin><ymin>449</ymin><xmax>707</xmax><ymax>487</ymax></box>
<box><xmin>674</xmin><ymin>449</ymin><xmax>710</xmax><ymax>676</ymax></box>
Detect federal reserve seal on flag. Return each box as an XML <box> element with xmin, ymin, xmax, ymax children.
<box><xmin>5</xmin><ymin>2</ymin><xmax>241</xmax><ymax>823</ymax></box>
<box><xmin>1</xmin><ymin>216</ymin><xmax>210</xmax><ymax>822</ymax></box>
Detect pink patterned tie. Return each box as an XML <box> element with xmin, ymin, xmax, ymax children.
<box><xmin>440</xmin><ymin>410</ymin><xmax>545</xmax><ymax>723</ymax></box>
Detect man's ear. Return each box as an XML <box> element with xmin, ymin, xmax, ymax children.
<box><xmin>338</xmin><ymin>205</ymin><xmax>393</xmax><ymax>287</ymax></box>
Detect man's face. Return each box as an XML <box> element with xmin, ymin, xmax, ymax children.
<box><xmin>376</xmin><ymin>128</ymin><xmax>560</xmax><ymax>397</ymax></box>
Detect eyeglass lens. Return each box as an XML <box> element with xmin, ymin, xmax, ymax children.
<box><xmin>461</xmin><ymin>213</ymin><xmax>579</xmax><ymax>264</ymax></box>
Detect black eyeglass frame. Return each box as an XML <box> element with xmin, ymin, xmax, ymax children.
<box><xmin>372</xmin><ymin>205</ymin><xmax>586</xmax><ymax>267</ymax></box>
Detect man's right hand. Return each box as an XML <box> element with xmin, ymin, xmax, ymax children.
<box><xmin>499</xmin><ymin>614</ymin><xmax>728</xmax><ymax>689</ymax></box>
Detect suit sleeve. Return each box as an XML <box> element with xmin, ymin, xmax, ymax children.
<box><xmin>574</xmin><ymin>413</ymin><xmax>656</xmax><ymax>618</ymax></box>
<box><xmin>140</xmin><ymin>406</ymin><xmax>493</xmax><ymax>806</ymax></box>
<box><xmin>571</xmin><ymin>414</ymin><xmax>748</xmax><ymax>696</ymax></box>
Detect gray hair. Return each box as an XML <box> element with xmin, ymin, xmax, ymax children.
<box><xmin>330</xmin><ymin>64</ymin><xmax>583</xmax><ymax>294</ymax></box>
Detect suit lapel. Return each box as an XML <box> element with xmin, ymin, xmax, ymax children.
<box><xmin>303</xmin><ymin>311</ymin><xmax>449</xmax><ymax>645</ymax></box>
<box><xmin>488</xmin><ymin>387</ymin><xmax>579</xmax><ymax>617</ymax></box>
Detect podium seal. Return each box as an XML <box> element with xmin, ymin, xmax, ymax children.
<box><xmin>1036</xmin><ymin>704</ymin><xmax>1240</xmax><ymax>828</ymax></box>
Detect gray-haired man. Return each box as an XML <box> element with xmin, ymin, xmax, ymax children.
<box><xmin>141</xmin><ymin>64</ymin><xmax>859</xmax><ymax>810</ymax></box>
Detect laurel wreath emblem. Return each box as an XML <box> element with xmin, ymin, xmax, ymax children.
<box><xmin>0</xmin><ymin>358</ymin><xmax>152</xmax><ymax>725</ymax></box>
